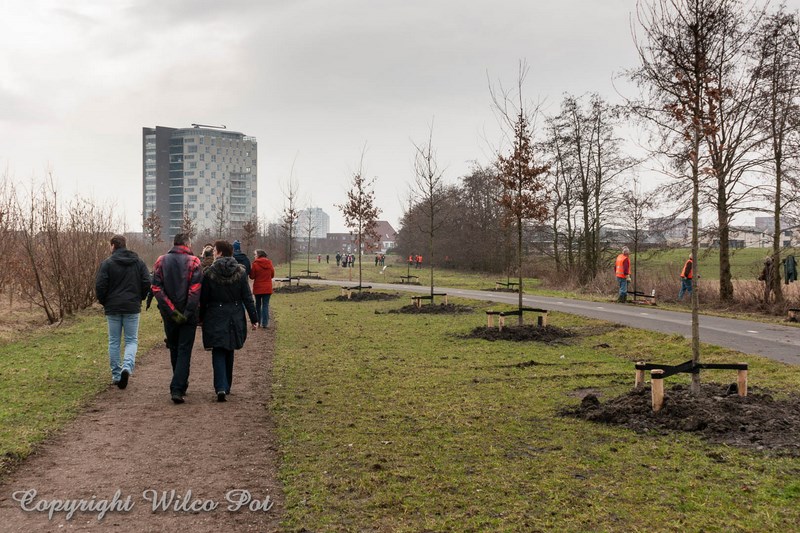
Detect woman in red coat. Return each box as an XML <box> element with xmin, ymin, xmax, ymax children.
<box><xmin>249</xmin><ymin>250</ymin><xmax>275</xmax><ymax>328</ymax></box>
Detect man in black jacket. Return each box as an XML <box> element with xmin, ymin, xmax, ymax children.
<box><xmin>95</xmin><ymin>234</ymin><xmax>151</xmax><ymax>389</ymax></box>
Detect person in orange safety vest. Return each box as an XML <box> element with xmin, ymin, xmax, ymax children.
<box><xmin>678</xmin><ymin>255</ymin><xmax>693</xmax><ymax>301</ymax></box>
<box><xmin>615</xmin><ymin>246</ymin><xmax>631</xmax><ymax>302</ymax></box>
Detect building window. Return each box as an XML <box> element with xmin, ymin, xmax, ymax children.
<box><xmin>187</xmin><ymin>178</ymin><xmax>198</xmax><ymax>186</ymax></box>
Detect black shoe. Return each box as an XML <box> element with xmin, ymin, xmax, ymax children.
<box><xmin>171</xmin><ymin>392</ymin><xmax>185</xmax><ymax>404</ymax></box>
<box><xmin>216</xmin><ymin>391</ymin><xmax>227</xmax><ymax>402</ymax></box>
<box><xmin>118</xmin><ymin>370</ymin><xmax>129</xmax><ymax>389</ymax></box>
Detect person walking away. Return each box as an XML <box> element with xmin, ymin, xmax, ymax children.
<box><xmin>200</xmin><ymin>240</ymin><xmax>258</xmax><ymax>402</ymax></box>
<box><xmin>232</xmin><ymin>240</ymin><xmax>251</xmax><ymax>276</ymax></box>
<box><xmin>326</xmin><ymin>254</ymin><xmax>330</xmax><ymax>264</ymax></box>
<box><xmin>615</xmin><ymin>246</ymin><xmax>631</xmax><ymax>303</ymax></box>
<box><xmin>95</xmin><ymin>234</ymin><xmax>151</xmax><ymax>389</ymax></box>
<box><xmin>200</xmin><ymin>244</ymin><xmax>214</xmax><ymax>272</ymax></box>
<box><xmin>250</xmin><ymin>249</ymin><xmax>275</xmax><ymax>328</ymax></box>
<box><xmin>678</xmin><ymin>254</ymin><xmax>693</xmax><ymax>301</ymax></box>
<box><xmin>152</xmin><ymin>233</ymin><xmax>203</xmax><ymax>404</ymax></box>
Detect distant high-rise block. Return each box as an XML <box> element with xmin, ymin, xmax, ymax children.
<box><xmin>298</xmin><ymin>207</ymin><xmax>330</xmax><ymax>239</ymax></box>
<box><xmin>143</xmin><ymin>125</ymin><xmax>257</xmax><ymax>239</ymax></box>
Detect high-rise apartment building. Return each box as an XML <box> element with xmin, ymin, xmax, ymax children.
<box><xmin>143</xmin><ymin>125</ymin><xmax>257</xmax><ymax>238</ymax></box>
<box><xmin>297</xmin><ymin>207</ymin><xmax>330</xmax><ymax>239</ymax></box>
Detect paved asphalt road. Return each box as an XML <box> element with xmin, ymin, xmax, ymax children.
<box><xmin>313</xmin><ymin>280</ymin><xmax>800</xmax><ymax>366</ymax></box>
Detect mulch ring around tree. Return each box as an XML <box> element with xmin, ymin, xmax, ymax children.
<box><xmin>563</xmin><ymin>383</ymin><xmax>800</xmax><ymax>456</ymax></box>
<box><xmin>464</xmin><ymin>324</ymin><xmax>575</xmax><ymax>343</ymax></box>
<box><xmin>273</xmin><ymin>284</ymin><xmax>321</xmax><ymax>294</ymax></box>
<box><xmin>390</xmin><ymin>303</ymin><xmax>475</xmax><ymax>314</ymax></box>
<box><xmin>328</xmin><ymin>291</ymin><xmax>402</xmax><ymax>302</ymax></box>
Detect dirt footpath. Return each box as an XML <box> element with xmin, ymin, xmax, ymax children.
<box><xmin>0</xmin><ymin>321</ymin><xmax>283</xmax><ymax>532</ymax></box>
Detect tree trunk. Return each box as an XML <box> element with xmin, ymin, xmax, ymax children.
<box><xmin>772</xmin><ymin>158</ymin><xmax>784</xmax><ymax>304</ymax></box>
<box><xmin>717</xmin><ymin>214</ymin><xmax>734</xmax><ymax>302</ymax></box>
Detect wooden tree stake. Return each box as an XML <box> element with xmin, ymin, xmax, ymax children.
<box><xmin>737</xmin><ymin>364</ymin><xmax>748</xmax><ymax>397</ymax></box>
<box><xmin>651</xmin><ymin>369</ymin><xmax>665</xmax><ymax>412</ymax></box>
<box><xmin>634</xmin><ymin>362</ymin><xmax>645</xmax><ymax>390</ymax></box>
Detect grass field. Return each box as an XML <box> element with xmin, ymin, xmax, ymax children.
<box><xmin>0</xmin><ymin>306</ymin><xmax>164</xmax><ymax>476</ymax></box>
<box><xmin>271</xmin><ymin>287</ymin><xmax>800</xmax><ymax>531</ymax></box>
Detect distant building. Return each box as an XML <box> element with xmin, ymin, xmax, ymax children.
<box><xmin>369</xmin><ymin>221</ymin><xmax>398</xmax><ymax>252</ymax></box>
<box><xmin>320</xmin><ymin>221</ymin><xmax>397</xmax><ymax>254</ymax></box>
<box><xmin>297</xmin><ymin>208</ymin><xmax>330</xmax><ymax>239</ymax></box>
<box><xmin>142</xmin><ymin>125</ymin><xmax>257</xmax><ymax>239</ymax></box>
<box><xmin>648</xmin><ymin>217</ymin><xmax>695</xmax><ymax>245</ymax></box>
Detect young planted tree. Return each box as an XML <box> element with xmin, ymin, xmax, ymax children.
<box><xmin>337</xmin><ymin>156</ymin><xmax>381</xmax><ymax>291</ymax></box>
<box><xmin>621</xmin><ymin>176</ymin><xmax>659</xmax><ymax>298</ymax></box>
<box><xmin>143</xmin><ymin>209</ymin><xmax>163</xmax><ymax>247</ymax></box>
<box><xmin>411</xmin><ymin>122</ymin><xmax>449</xmax><ymax>303</ymax></box>
<box><xmin>301</xmin><ymin>206</ymin><xmax>318</xmax><ymax>277</ymax></box>
<box><xmin>491</xmin><ymin>64</ymin><xmax>550</xmax><ymax>325</ymax></box>
<box><xmin>212</xmin><ymin>193</ymin><xmax>230</xmax><ymax>240</ymax></box>
<box><xmin>630</xmin><ymin>0</ymin><xmax>730</xmax><ymax>393</ymax></box>
<box><xmin>180</xmin><ymin>207</ymin><xmax>196</xmax><ymax>241</ymax></box>
<box><xmin>241</xmin><ymin>215</ymin><xmax>259</xmax><ymax>252</ymax></box>
<box><xmin>281</xmin><ymin>178</ymin><xmax>300</xmax><ymax>279</ymax></box>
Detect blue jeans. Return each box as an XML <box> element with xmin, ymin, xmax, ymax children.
<box><xmin>617</xmin><ymin>277</ymin><xmax>628</xmax><ymax>301</ymax></box>
<box><xmin>679</xmin><ymin>278</ymin><xmax>693</xmax><ymax>300</ymax></box>
<box><xmin>212</xmin><ymin>347</ymin><xmax>234</xmax><ymax>394</ymax></box>
<box><xmin>163</xmin><ymin>318</ymin><xmax>197</xmax><ymax>395</ymax></box>
<box><xmin>255</xmin><ymin>293</ymin><xmax>271</xmax><ymax>327</ymax></box>
<box><xmin>106</xmin><ymin>314</ymin><xmax>140</xmax><ymax>382</ymax></box>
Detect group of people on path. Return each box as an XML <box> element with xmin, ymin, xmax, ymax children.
<box><xmin>95</xmin><ymin>233</ymin><xmax>274</xmax><ymax>404</ymax></box>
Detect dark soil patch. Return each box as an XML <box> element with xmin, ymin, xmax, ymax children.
<box><xmin>328</xmin><ymin>291</ymin><xmax>401</xmax><ymax>302</ymax></box>
<box><xmin>464</xmin><ymin>325</ymin><xmax>575</xmax><ymax>343</ymax></box>
<box><xmin>273</xmin><ymin>284</ymin><xmax>319</xmax><ymax>294</ymax></box>
<box><xmin>564</xmin><ymin>383</ymin><xmax>800</xmax><ymax>456</ymax></box>
<box><xmin>390</xmin><ymin>303</ymin><xmax>474</xmax><ymax>314</ymax></box>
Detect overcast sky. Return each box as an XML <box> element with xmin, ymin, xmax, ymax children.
<box><xmin>3</xmin><ymin>0</ymin><xmax>794</xmax><ymax>235</ymax></box>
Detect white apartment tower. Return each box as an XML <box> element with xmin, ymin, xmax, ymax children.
<box><xmin>297</xmin><ymin>207</ymin><xmax>330</xmax><ymax>239</ymax></box>
<box><xmin>143</xmin><ymin>125</ymin><xmax>257</xmax><ymax>238</ymax></box>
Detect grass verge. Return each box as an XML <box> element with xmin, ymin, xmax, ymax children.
<box><xmin>272</xmin><ymin>288</ymin><xmax>800</xmax><ymax>531</ymax></box>
<box><xmin>0</xmin><ymin>306</ymin><xmax>164</xmax><ymax>477</ymax></box>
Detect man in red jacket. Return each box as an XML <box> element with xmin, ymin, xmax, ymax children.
<box><xmin>151</xmin><ymin>233</ymin><xmax>203</xmax><ymax>404</ymax></box>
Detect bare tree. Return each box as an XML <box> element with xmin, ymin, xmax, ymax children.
<box><xmin>241</xmin><ymin>215</ymin><xmax>259</xmax><ymax>252</ymax></box>
<box><xmin>337</xmin><ymin>153</ymin><xmax>381</xmax><ymax>290</ymax></box>
<box><xmin>180</xmin><ymin>207</ymin><xmax>196</xmax><ymax>241</ymax></box>
<box><xmin>411</xmin><ymin>121</ymin><xmax>449</xmax><ymax>302</ymax></box>
<box><xmin>630</xmin><ymin>0</ymin><xmax>732</xmax><ymax>393</ymax></box>
<box><xmin>212</xmin><ymin>184</ymin><xmax>230</xmax><ymax>239</ymax></box>
<box><xmin>754</xmin><ymin>7</ymin><xmax>800</xmax><ymax>304</ymax></box>
<box><xmin>300</xmin><ymin>206</ymin><xmax>318</xmax><ymax>276</ymax></box>
<box><xmin>491</xmin><ymin>62</ymin><xmax>550</xmax><ymax>325</ymax></box>
<box><xmin>281</xmin><ymin>177</ymin><xmax>300</xmax><ymax>279</ymax></box>
<box><xmin>143</xmin><ymin>209</ymin><xmax>163</xmax><ymax>247</ymax></box>
<box><xmin>621</xmin><ymin>176</ymin><xmax>659</xmax><ymax>299</ymax></box>
<box><xmin>12</xmin><ymin>175</ymin><xmax>114</xmax><ymax>323</ymax></box>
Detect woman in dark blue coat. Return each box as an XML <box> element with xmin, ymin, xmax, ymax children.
<box><xmin>199</xmin><ymin>240</ymin><xmax>258</xmax><ymax>402</ymax></box>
